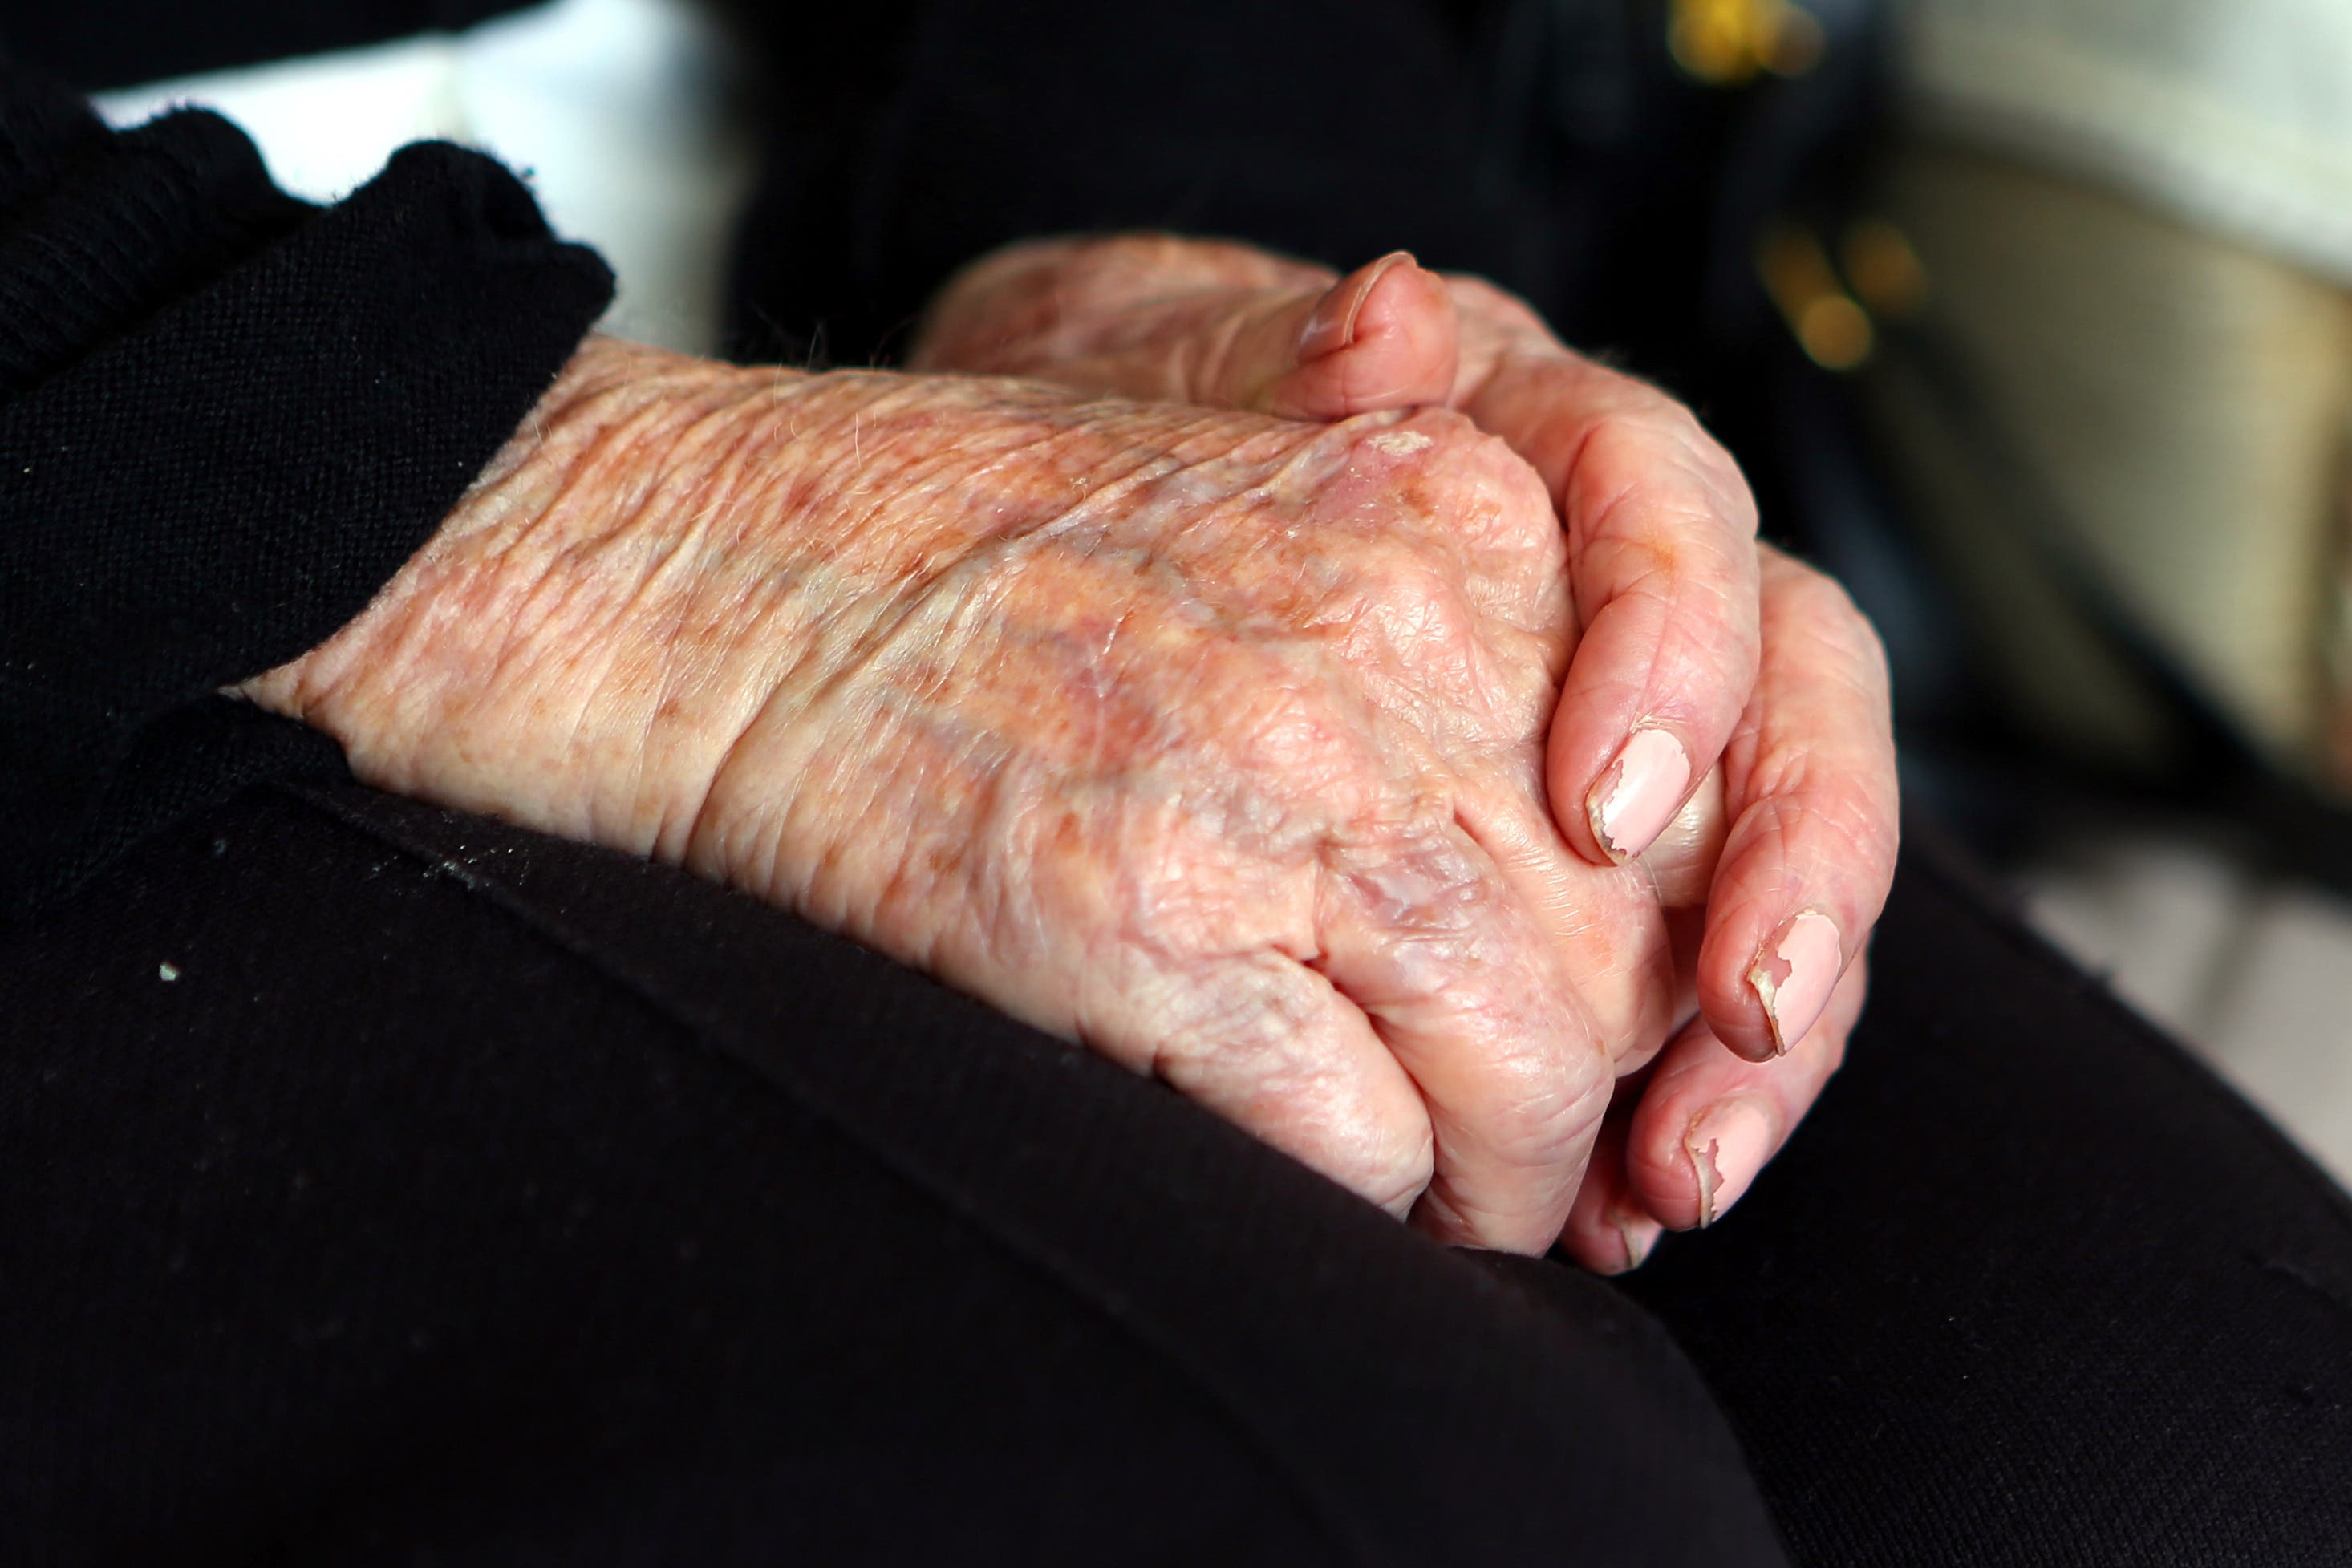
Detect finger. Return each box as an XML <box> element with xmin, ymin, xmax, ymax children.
<box><xmin>1555</xmin><ymin>1094</ymin><xmax>1666</xmax><ymax>1273</ymax></box>
<box><xmin>1696</xmin><ymin>547</ymin><xmax>1899</xmax><ymax>1062</ymax></box>
<box><xmin>1452</xmin><ymin>777</ymin><xmax>1683</xmax><ymax>1079</ymax></box>
<box><xmin>1101</xmin><ymin>948</ymin><xmax>1439</xmax><ymax>1219</ymax></box>
<box><xmin>908</xmin><ymin>233</ymin><xmax>1326</xmax><ymax>376</ymax></box>
<box><xmin>935</xmin><ymin>251</ymin><xmax>1461</xmax><ymax>423</ymax></box>
<box><xmin>1640</xmin><ymin>761</ymin><xmax>1730</xmax><ymax>913</ymax></box>
<box><xmin>1315</xmin><ymin>819</ymin><xmax>1616</xmax><ymax>1254</ymax></box>
<box><xmin>1624</xmin><ymin>953</ymin><xmax>1867</xmax><ymax>1230</ymax></box>
<box><xmin>1251</xmin><ymin>253</ymin><xmax>1458</xmax><ymax>419</ymax></box>
<box><xmin>1455</xmin><ymin>337</ymin><xmax>1762</xmax><ymax>867</ymax></box>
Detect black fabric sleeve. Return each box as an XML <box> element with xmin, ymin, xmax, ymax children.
<box><xmin>0</xmin><ymin>63</ymin><xmax>614</xmax><ymax>921</ymax></box>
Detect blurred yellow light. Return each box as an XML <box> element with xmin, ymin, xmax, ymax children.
<box><xmin>1671</xmin><ymin>0</ymin><xmax>1823</xmax><ymax>86</ymax></box>
<box><xmin>1766</xmin><ymin>6</ymin><xmax>1826</xmax><ymax>75</ymax></box>
<box><xmin>1841</xmin><ymin>218</ymin><xmax>1931</xmax><ymax>319</ymax></box>
<box><xmin>1798</xmin><ymin>296</ymin><xmax>1875</xmax><ymax>370</ymax></box>
<box><xmin>1758</xmin><ymin>223</ymin><xmax>1876</xmax><ymax>371</ymax></box>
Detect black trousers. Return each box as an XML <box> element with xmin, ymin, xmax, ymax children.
<box><xmin>6</xmin><ymin>780</ymin><xmax>2351</xmax><ymax>1566</ymax></box>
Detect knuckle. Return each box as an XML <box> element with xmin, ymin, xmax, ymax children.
<box><xmin>1224</xmin><ymin>677</ymin><xmax>1364</xmax><ymax>780</ymax></box>
<box><xmin>1483</xmin><ymin>1054</ymin><xmax>1612</xmax><ymax>1168</ymax></box>
<box><xmin>1151</xmin><ymin>956</ymin><xmax>1324</xmax><ymax>1067</ymax></box>
<box><xmin>1835</xmin><ymin>605</ymin><xmax>1895</xmax><ymax>696</ymax></box>
<box><xmin>1358</xmin><ymin>1125</ymin><xmax>1439</xmax><ymax>1216</ymax></box>
<box><xmin>1746</xmin><ymin>756</ymin><xmax>1898</xmax><ymax>875</ymax></box>
<box><xmin>1347</xmin><ymin>407</ymin><xmax>1523</xmax><ymax>498</ymax></box>
<box><xmin>1583</xmin><ymin>525</ymin><xmax>1698</xmax><ymax>610</ymax></box>
<box><xmin>1776</xmin><ymin>557</ymin><xmax>1860</xmax><ymax>628</ymax></box>
<box><xmin>1799</xmin><ymin>589</ymin><xmax>1895</xmax><ymax>707</ymax></box>
<box><xmin>1340</xmin><ymin>410</ymin><xmax>1561</xmax><ymax>569</ymax></box>
<box><xmin>1359</xmin><ymin>540</ymin><xmax>1460</xmax><ymax>614</ymax></box>
<box><xmin>1445</xmin><ymin>273</ymin><xmax>1551</xmax><ymax>336</ymax></box>
<box><xmin>1175</xmin><ymin>649</ymin><xmax>1388</xmax><ymax>818</ymax></box>
<box><xmin>1344</xmin><ymin>542</ymin><xmax>1486</xmax><ymax>677</ymax></box>
<box><xmin>1575</xmin><ymin>404</ymin><xmax>1758</xmax><ymax>545</ymax></box>
<box><xmin>1344</xmin><ymin>403</ymin><xmax>1482</xmax><ymax>463</ymax></box>
<box><xmin>1149</xmin><ymin>957</ymin><xmax>1437</xmax><ymax>1212</ymax></box>
<box><xmin>1322</xmin><ymin>811</ymin><xmax>1477</xmax><ymax>937</ymax></box>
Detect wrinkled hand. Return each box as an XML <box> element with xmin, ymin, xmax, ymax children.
<box><xmin>246</xmin><ymin>337</ymin><xmax>1701</xmax><ymax>1254</ymax></box>
<box><xmin>913</xmin><ymin>235</ymin><xmax>1900</xmax><ymax>1265</ymax></box>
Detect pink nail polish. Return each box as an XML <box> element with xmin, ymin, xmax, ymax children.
<box><xmin>1585</xmin><ymin>727</ymin><xmax>1691</xmax><ymax>862</ymax></box>
<box><xmin>1748</xmin><ymin>910</ymin><xmax>1843</xmax><ymax>1055</ymax></box>
<box><xmin>1299</xmin><ymin>251</ymin><xmax>1416</xmax><ymax>362</ymax></box>
<box><xmin>1685</xmin><ymin>1100</ymin><xmax>1776</xmax><ymax>1227</ymax></box>
<box><xmin>1613</xmin><ymin>1210</ymin><xmax>1665</xmax><ymax>1271</ymax></box>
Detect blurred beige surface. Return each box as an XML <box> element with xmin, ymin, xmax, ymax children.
<box><xmin>1871</xmin><ymin>10</ymin><xmax>2352</xmax><ymax>1191</ymax></box>
<box><xmin>1868</xmin><ymin>143</ymin><xmax>2352</xmax><ymax>776</ymax></box>
<box><xmin>1895</xmin><ymin>0</ymin><xmax>2352</xmax><ymax>286</ymax></box>
<box><xmin>2019</xmin><ymin>839</ymin><xmax>2352</xmax><ymax>1187</ymax></box>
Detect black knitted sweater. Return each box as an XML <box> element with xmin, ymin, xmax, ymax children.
<box><xmin>0</xmin><ymin>9</ymin><xmax>613</xmax><ymax>918</ymax></box>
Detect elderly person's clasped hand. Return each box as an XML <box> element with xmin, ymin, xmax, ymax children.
<box><xmin>245</xmin><ymin>234</ymin><xmax>1896</xmax><ymax>1268</ymax></box>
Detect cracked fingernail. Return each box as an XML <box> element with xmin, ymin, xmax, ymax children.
<box><xmin>1586</xmin><ymin>726</ymin><xmax>1691</xmax><ymax>862</ymax></box>
<box><xmin>1748</xmin><ymin>910</ymin><xmax>1843</xmax><ymax>1055</ymax></box>
<box><xmin>1686</xmin><ymin>1099</ymin><xmax>1776</xmax><ymax>1227</ymax></box>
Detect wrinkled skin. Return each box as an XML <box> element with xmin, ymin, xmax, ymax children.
<box><xmin>912</xmin><ymin>235</ymin><xmax>1900</xmax><ymax>1262</ymax></box>
<box><xmin>249</xmin><ymin>231</ymin><xmax>1901</xmax><ymax>1268</ymax></box>
<box><xmin>249</xmin><ymin>341</ymin><xmax>1689</xmax><ymax>1254</ymax></box>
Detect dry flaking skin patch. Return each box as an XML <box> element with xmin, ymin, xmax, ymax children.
<box><xmin>1367</xmin><ymin>430</ymin><xmax>1434</xmax><ymax>456</ymax></box>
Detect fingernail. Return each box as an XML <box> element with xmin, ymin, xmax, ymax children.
<box><xmin>1685</xmin><ymin>1099</ymin><xmax>1776</xmax><ymax>1227</ymax></box>
<box><xmin>1748</xmin><ymin>910</ymin><xmax>1843</xmax><ymax>1055</ymax></box>
<box><xmin>1299</xmin><ymin>250</ymin><xmax>1417</xmax><ymax>362</ymax></box>
<box><xmin>1612</xmin><ymin>1209</ymin><xmax>1665</xmax><ymax>1272</ymax></box>
<box><xmin>1585</xmin><ymin>726</ymin><xmax>1691</xmax><ymax>862</ymax></box>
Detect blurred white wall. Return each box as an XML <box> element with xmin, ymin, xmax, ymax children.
<box><xmin>92</xmin><ymin>0</ymin><xmax>757</xmax><ymax>356</ymax></box>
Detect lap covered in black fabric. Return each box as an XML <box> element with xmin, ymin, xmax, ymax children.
<box><xmin>1625</xmin><ymin>833</ymin><xmax>2352</xmax><ymax>1566</ymax></box>
<box><xmin>0</xmin><ymin>782</ymin><xmax>1787</xmax><ymax>1566</ymax></box>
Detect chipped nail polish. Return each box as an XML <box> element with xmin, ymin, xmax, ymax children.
<box><xmin>1614</xmin><ymin>1210</ymin><xmax>1666</xmax><ymax>1271</ymax></box>
<box><xmin>1586</xmin><ymin>726</ymin><xmax>1691</xmax><ymax>862</ymax></box>
<box><xmin>1748</xmin><ymin>910</ymin><xmax>1843</xmax><ymax>1055</ymax></box>
<box><xmin>1686</xmin><ymin>1100</ymin><xmax>1776</xmax><ymax>1227</ymax></box>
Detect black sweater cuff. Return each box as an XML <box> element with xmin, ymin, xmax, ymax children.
<box><xmin>0</xmin><ymin>68</ymin><xmax>615</xmax><ymax>919</ymax></box>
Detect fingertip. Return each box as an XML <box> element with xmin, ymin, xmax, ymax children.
<box><xmin>1343</xmin><ymin>256</ymin><xmax>1458</xmax><ymax>399</ymax></box>
<box><xmin>1683</xmin><ymin>1097</ymin><xmax>1777</xmax><ymax>1228</ymax></box>
<box><xmin>1567</xmin><ymin>1206</ymin><xmax>1664</xmax><ymax>1274</ymax></box>
<box><xmin>1554</xmin><ymin>1107</ymin><xmax>1644</xmax><ymax>1270</ymax></box>
<box><xmin>1274</xmin><ymin>253</ymin><xmax>1458</xmax><ymax>417</ymax></box>
<box><xmin>1614</xmin><ymin>1209</ymin><xmax>1666</xmax><ymax>1270</ymax></box>
<box><xmin>1689</xmin><ymin>549</ymin><xmax>1895</xmax><ymax>1060</ymax></box>
<box><xmin>1748</xmin><ymin>909</ymin><xmax>1844</xmax><ymax>1057</ymax></box>
<box><xmin>1626</xmin><ymin>961</ymin><xmax>1865</xmax><ymax>1228</ymax></box>
<box><xmin>1298</xmin><ymin>250</ymin><xmax>1418</xmax><ymax>362</ymax></box>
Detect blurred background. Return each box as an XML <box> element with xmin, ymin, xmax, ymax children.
<box><xmin>93</xmin><ymin>0</ymin><xmax>2352</xmax><ymax>1181</ymax></box>
<box><xmin>1523</xmin><ymin>0</ymin><xmax>2352</xmax><ymax>1184</ymax></box>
